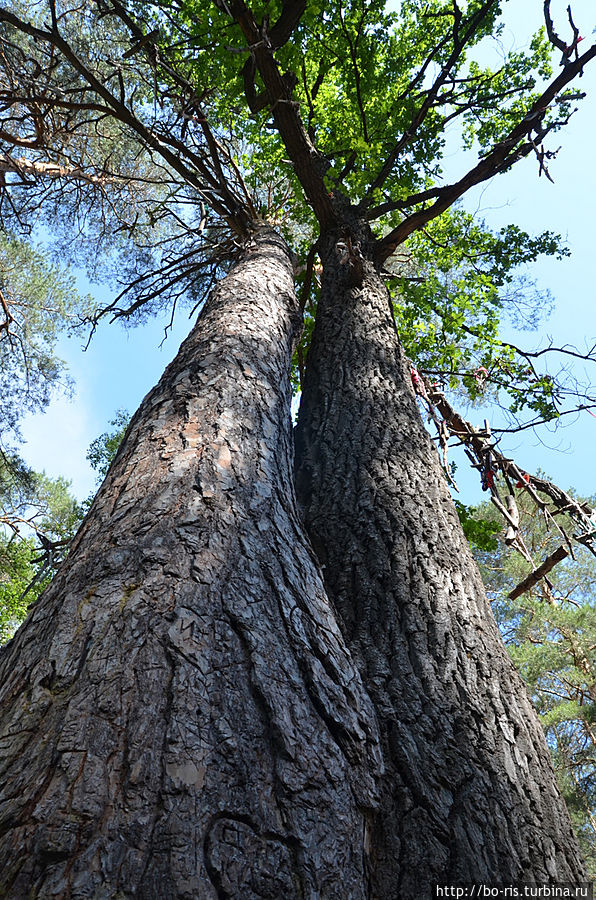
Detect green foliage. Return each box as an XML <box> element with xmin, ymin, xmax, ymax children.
<box><xmin>79</xmin><ymin>410</ymin><xmax>131</xmax><ymax>517</ymax></box>
<box><xmin>454</xmin><ymin>499</ymin><xmax>500</xmax><ymax>551</ymax></box>
<box><xmin>391</xmin><ymin>206</ymin><xmax>568</xmax><ymax>417</ymax></box>
<box><xmin>31</xmin><ymin>472</ymin><xmax>84</xmax><ymax>542</ymax></box>
<box><xmin>0</xmin><ymin>403</ymin><xmax>132</xmax><ymax>644</ymax></box>
<box><xmin>470</xmin><ymin>487</ymin><xmax>596</xmax><ymax>872</ymax></box>
<box><xmin>0</xmin><ymin>232</ymin><xmax>93</xmax><ymax>445</ymax></box>
<box><xmin>160</xmin><ymin>0</ymin><xmax>583</xmax><ymax>420</ymax></box>
<box><xmin>0</xmin><ymin>453</ymin><xmax>83</xmax><ymax>643</ymax></box>
<box><xmin>0</xmin><ymin>536</ymin><xmax>50</xmax><ymax>644</ymax></box>
<box><xmin>0</xmin><ymin>453</ymin><xmax>82</xmax><ymax>540</ymax></box>
<box><xmin>86</xmin><ymin>410</ymin><xmax>131</xmax><ymax>484</ymax></box>
<box><xmin>170</xmin><ymin>0</ymin><xmax>563</xmax><ymax>232</ymax></box>
<box><xmin>0</xmin><ymin>2</ymin><xmax>222</xmax><ymax>320</ymax></box>
<box><xmin>3</xmin><ymin>0</ymin><xmax>588</xmax><ymax>431</ymax></box>
<box><xmin>462</xmin><ymin>28</ymin><xmax>553</xmax><ymax>150</ymax></box>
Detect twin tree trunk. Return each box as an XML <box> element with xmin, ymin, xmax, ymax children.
<box><xmin>294</xmin><ymin>226</ymin><xmax>585</xmax><ymax>896</ymax></box>
<box><xmin>0</xmin><ymin>226</ymin><xmax>584</xmax><ymax>897</ymax></box>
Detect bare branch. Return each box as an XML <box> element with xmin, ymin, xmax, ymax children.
<box><xmin>543</xmin><ymin>1</ymin><xmax>568</xmax><ymax>54</ymax></box>
<box><xmin>509</xmin><ymin>545</ymin><xmax>569</xmax><ymax>600</ymax></box>
<box><xmin>0</xmin><ymin>153</ymin><xmax>114</xmax><ymax>185</ymax></box>
<box><xmin>411</xmin><ymin>375</ymin><xmax>596</xmax><ymax>558</ymax></box>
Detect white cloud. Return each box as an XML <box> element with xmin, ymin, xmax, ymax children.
<box><xmin>19</xmin><ymin>391</ymin><xmax>97</xmax><ymax>501</ymax></box>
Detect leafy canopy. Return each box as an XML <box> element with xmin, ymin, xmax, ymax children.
<box><xmin>161</xmin><ymin>0</ymin><xmax>595</xmax><ymax>422</ymax></box>
<box><xmin>0</xmin><ymin>0</ymin><xmax>594</xmax><ymax>433</ymax></box>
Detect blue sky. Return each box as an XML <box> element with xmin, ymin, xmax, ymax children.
<box><xmin>18</xmin><ymin>0</ymin><xmax>596</xmax><ymax>505</ymax></box>
<box><xmin>445</xmin><ymin>0</ymin><xmax>596</xmax><ymax>502</ymax></box>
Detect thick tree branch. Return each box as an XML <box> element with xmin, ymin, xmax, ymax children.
<box><xmin>227</xmin><ymin>0</ymin><xmax>336</xmax><ymax>227</ymax></box>
<box><xmin>105</xmin><ymin>0</ymin><xmax>255</xmax><ymax>224</ymax></box>
<box><xmin>543</xmin><ymin>0</ymin><xmax>568</xmax><ymax>54</ymax></box>
<box><xmin>508</xmin><ymin>545</ymin><xmax>569</xmax><ymax>600</ymax></box>
<box><xmin>0</xmin><ymin>5</ymin><xmax>246</xmax><ymax>230</ymax></box>
<box><xmin>0</xmin><ymin>153</ymin><xmax>113</xmax><ymax>185</ymax></box>
<box><xmin>376</xmin><ymin>41</ymin><xmax>596</xmax><ymax>262</ymax></box>
<box><xmin>267</xmin><ymin>0</ymin><xmax>307</xmax><ymax>50</ymax></box>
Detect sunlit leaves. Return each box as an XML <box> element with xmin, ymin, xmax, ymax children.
<box><xmin>390</xmin><ymin>206</ymin><xmax>568</xmax><ymax>419</ymax></box>
<box><xmin>0</xmin><ymin>453</ymin><xmax>83</xmax><ymax>643</ymax></box>
<box><xmin>1</xmin><ymin>0</ymin><xmax>591</xmax><ymax>439</ymax></box>
<box><xmin>86</xmin><ymin>409</ymin><xmax>130</xmax><ymax>485</ymax></box>
<box><xmin>166</xmin><ymin>0</ymin><xmax>563</xmax><ymax>218</ymax></box>
<box><xmin>0</xmin><ymin>536</ymin><xmax>47</xmax><ymax>643</ymax></box>
<box><xmin>454</xmin><ymin>499</ymin><xmax>500</xmax><ymax>551</ymax></box>
<box><xmin>462</xmin><ymin>29</ymin><xmax>554</xmax><ymax>150</ymax></box>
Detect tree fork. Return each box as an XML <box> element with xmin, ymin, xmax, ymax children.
<box><xmin>294</xmin><ymin>224</ymin><xmax>586</xmax><ymax>898</ymax></box>
<box><xmin>0</xmin><ymin>226</ymin><xmax>382</xmax><ymax>898</ymax></box>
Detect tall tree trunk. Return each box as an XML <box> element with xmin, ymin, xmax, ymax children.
<box><xmin>294</xmin><ymin>226</ymin><xmax>586</xmax><ymax>898</ymax></box>
<box><xmin>0</xmin><ymin>227</ymin><xmax>383</xmax><ymax>899</ymax></box>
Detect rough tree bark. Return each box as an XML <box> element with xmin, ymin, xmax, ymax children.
<box><xmin>294</xmin><ymin>224</ymin><xmax>586</xmax><ymax>899</ymax></box>
<box><xmin>0</xmin><ymin>227</ymin><xmax>383</xmax><ymax>899</ymax></box>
